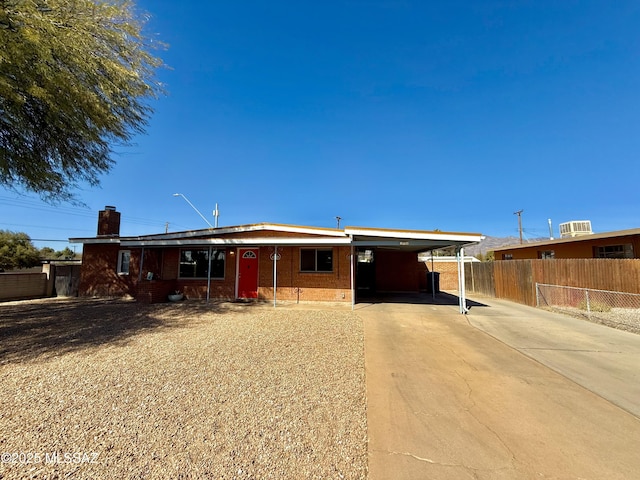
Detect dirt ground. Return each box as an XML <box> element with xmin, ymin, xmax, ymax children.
<box><xmin>0</xmin><ymin>298</ymin><xmax>367</xmax><ymax>479</ymax></box>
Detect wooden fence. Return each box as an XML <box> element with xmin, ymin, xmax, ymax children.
<box><xmin>465</xmin><ymin>259</ymin><xmax>640</xmax><ymax>307</ymax></box>
<box><xmin>465</xmin><ymin>262</ymin><xmax>495</xmax><ymax>298</ymax></box>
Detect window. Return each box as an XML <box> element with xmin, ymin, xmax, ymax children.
<box><xmin>539</xmin><ymin>250</ymin><xmax>555</xmax><ymax>259</ymax></box>
<box><xmin>594</xmin><ymin>244</ymin><xmax>633</xmax><ymax>259</ymax></box>
<box><xmin>300</xmin><ymin>248</ymin><xmax>333</xmax><ymax>272</ymax></box>
<box><xmin>117</xmin><ymin>250</ymin><xmax>131</xmax><ymax>275</ymax></box>
<box><xmin>179</xmin><ymin>249</ymin><xmax>225</xmax><ymax>279</ymax></box>
<box><xmin>357</xmin><ymin>249</ymin><xmax>374</xmax><ymax>263</ymax></box>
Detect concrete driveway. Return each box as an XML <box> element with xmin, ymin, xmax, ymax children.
<box><xmin>357</xmin><ymin>294</ymin><xmax>640</xmax><ymax>480</ymax></box>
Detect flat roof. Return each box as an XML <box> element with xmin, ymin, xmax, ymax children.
<box><xmin>493</xmin><ymin>228</ymin><xmax>640</xmax><ymax>252</ymax></box>
<box><xmin>70</xmin><ymin>222</ymin><xmax>483</xmax><ymax>252</ymax></box>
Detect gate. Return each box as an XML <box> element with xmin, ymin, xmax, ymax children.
<box><xmin>54</xmin><ymin>264</ymin><xmax>81</xmax><ymax>297</ymax></box>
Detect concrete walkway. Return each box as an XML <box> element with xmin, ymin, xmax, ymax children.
<box><xmin>357</xmin><ymin>295</ymin><xmax>640</xmax><ymax>480</ymax></box>
<box><xmin>466</xmin><ymin>296</ymin><xmax>640</xmax><ymax>418</ymax></box>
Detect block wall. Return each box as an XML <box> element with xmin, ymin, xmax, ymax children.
<box><xmin>0</xmin><ymin>273</ymin><xmax>49</xmax><ymax>301</ymax></box>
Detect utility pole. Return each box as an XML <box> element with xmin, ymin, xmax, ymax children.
<box><xmin>514</xmin><ymin>210</ymin><xmax>524</xmax><ymax>244</ymax></box>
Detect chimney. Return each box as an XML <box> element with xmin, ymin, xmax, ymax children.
<box><xmin>97</xmin><ymin>206</ymin><xmax>121</xmax><ymax>236</ymax></box>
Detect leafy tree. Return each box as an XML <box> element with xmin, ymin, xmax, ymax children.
<box><xmin>0</xmin><ymin>0</ymin><xmax>165</xmax><ymax>202</ymax></box>
<box><xmin>0</xmin><ymin>229</ymin><xmax>41</xmax><ymax>270</ymax></box>
<box><xmin>56</xmin><ymin>246</ymin><xmax>75</xmax><ymax>259</ymax></box>
<box><xmin>38</xmin><ymin>245</ymin><xmax>76</xmax><ymax>259</ymax></box>
<box><xmin>474</xmin><ymin>251</ymin><xmax>495</xmax><ymax>262</ymax></box>
<box><xmin>38</xmin><ymin>246</ymin><xmax>55</xmax><ymax>258</ymax></box>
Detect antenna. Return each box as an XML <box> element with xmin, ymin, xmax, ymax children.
<box><xmin>213</xmin><ymin>203</ymin><xmax>219</xmax><ymax>228</ymax></box>
<box><xmin>336</xmin><ymin>216</ymin><xmax>342</xmax><ymax>229</ymax></box>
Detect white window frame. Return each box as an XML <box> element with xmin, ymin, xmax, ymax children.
<box><xmin>117</xmin><ymin>250</ymin><xmax>131</xmax><ymax>275</ymax></box>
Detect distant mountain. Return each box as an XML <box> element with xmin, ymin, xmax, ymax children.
<box><xmin>464</xmin><ymin>236</ymin><xmax>546</xmax><ymax>257</ymax></box>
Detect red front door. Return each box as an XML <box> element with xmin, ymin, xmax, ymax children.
<box><xmin>237</xmin><ymin>248</ymin><xmax>259</xmax><ymax>299</ymax></box>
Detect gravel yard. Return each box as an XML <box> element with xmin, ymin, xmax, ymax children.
<box><xmin>0</xmin><ymin>299</ymin><xmax>367</xmax><ymax>479</ymax></box>
<box><xmin>544</xmin><ymin>305</ymin><xmax>640</xmax><ymax>335</ymax></box>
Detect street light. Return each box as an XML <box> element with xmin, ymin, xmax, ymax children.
<box><xmin>173</xmin><ymin>193</ymin><xmax>214</xmax><ymax>228</ymax></box>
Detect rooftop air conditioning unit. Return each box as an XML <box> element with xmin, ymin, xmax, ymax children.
<box><xmin>559</xmin><ymin>220</ymin><xmax>593</xmax><ymax>238</ymax></box>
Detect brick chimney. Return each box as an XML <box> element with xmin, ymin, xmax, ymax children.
<box><xmin>97</xmin><ymin>206</ymin><xmax>121</xmax><ymax>236</ymax></box>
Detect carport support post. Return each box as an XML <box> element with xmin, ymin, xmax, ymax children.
<box><xmin>457</xmin><ymin>247</ymin><xmax>469</xmax><ymax>314</ymax></box>
<box><xmin>273</xmin><ymin>245</ymin><xmax>278</xmax><ymax>308</ymax></box>
<box><xmin>350</xmin><ymin>243</ymin><xmax>355</xmax><ymax>310</ymax></box>
<box><xmin>206</xmin><ymin>246</ymin><xmax>212</xmax><ymax>303</ymax></box>
<box><xmin>431</xmin><ymin>250</ymin><xmax>436</xmax><ymax>300</ymax></box>
<box><xmin>138</xmin><ymin>247</ymin><xmax>145</xmax><ymax>282</ymax></box>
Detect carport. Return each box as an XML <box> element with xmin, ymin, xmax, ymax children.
<box><xmin>344</xmin><ymin>227</ymin><xmax>483</xmax><ymax>313</ymax></box>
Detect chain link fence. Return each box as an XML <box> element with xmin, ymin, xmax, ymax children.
<box><xmin>536</xmin><ymin>283</ymin><xmax>640</xmax><ymax>334</ymax></box>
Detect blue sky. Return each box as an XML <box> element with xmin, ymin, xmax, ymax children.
<box><xmin>2</xmin><ymin>0</ymin><xmax>640</xmax><ymax>249</ymax></box>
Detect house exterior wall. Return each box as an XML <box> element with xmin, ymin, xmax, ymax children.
<box><xmin>78</xmin><ymin>244</ymin><xmax>140</xmax><ymax>297</ymax></box>
<box><xmin>171</xmin><ymin>247</ymin><xmax>236</xmax><ymax>300</ymax></box>
<box><xmin>496</xmin><ymin>234</ymin><xmax>640</xmax><ymax>260</ymax></box>
<box><xmin>78</xmin><ymin>244</ymin><xmax>353</xmax><ymax>303</ymax></box>
<box><xmin>375</xmin><ymin>250</ymin><xmax>421</xmax><ymax>292</ymax></box>
<box><xmin>257</xmin><ymin>246</ymin><xmax>352</xmax><ymax>302</ymax></box>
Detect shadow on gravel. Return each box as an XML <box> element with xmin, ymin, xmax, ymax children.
<box><xmin>0</xmin><ymin>298</ymin><xmax>239</xmax><ymax>364</ymax></box>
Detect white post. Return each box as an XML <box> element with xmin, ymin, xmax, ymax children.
<box><xmin>273</xmin><ymin>246</ymin><xmax>278</xmax><ymax>308</ymax></box>
<box><xmin>460</xmin><ymin>247</ymin><xmax>468</xmax><ymax>314</ymax></box>
<box><xmin>457</xmin><ymin>248</ymin><xmax>469</xmax><ymax>314</ymax></box>
<box><xmin>431</xmin><ymin>251</ymin><xmax>436</xmax><ymax>300</ymax></box>
<box><xmin>206</xmin><ymin>246</ymin><xmax>212</xmax><ymax>303</ymax></box>
<box><xmin>138</xmin><ymin>247</ymin><xmax>145</xmax><ymax>282</ymax></box>
<box><xmin>350</xmin><ymin>244</ymin><xmax>355</xmax><ymax>310</ymax></box>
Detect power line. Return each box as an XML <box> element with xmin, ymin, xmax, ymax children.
<box><xmin>0</xmin><ymin>222</ymin><xmax>92</xmax><ymax>232</ymax></box>
<box><xmin>0</xmin><ymin>196</ymin><xmax>172</xmax><ymax>230</ymax></box>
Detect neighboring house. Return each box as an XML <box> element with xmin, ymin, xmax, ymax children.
<box><xmin>70</xmin><ymin>207</ymin><xmax>482</xmax><ymax>305</ymax></box>
<box><xmin>494</xmin><ymin>228</ymin><xmax>640</xmax><ymax>260</ymax></box>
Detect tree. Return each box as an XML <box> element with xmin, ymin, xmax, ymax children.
<box><xmin>38</xmin><ymin>246</ymin><xmax>55</xmax><ymax>258</ymax></box>
<box><xmin>38</xmin><ymin>245</ymin><xmax>76</xmax><ymax>259</ymax></box>
<box><xmin>0</xmin><ymin>0</ymin><xmax>165</xmax><ymax>202</ymax></box>
<box><xmin>474</xmin><ymin>251</ymin><xmax>495</xmax><ymax>262</ymax></box>
<box><xmin>0</xmin><ymin>230</ymin><xmax>41</xmax><ymax>270</ymax></box>
<box><xmin>56</xmin><ymin>246</ymin><xmax>75</xmax><ymax>259</ymax></box>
